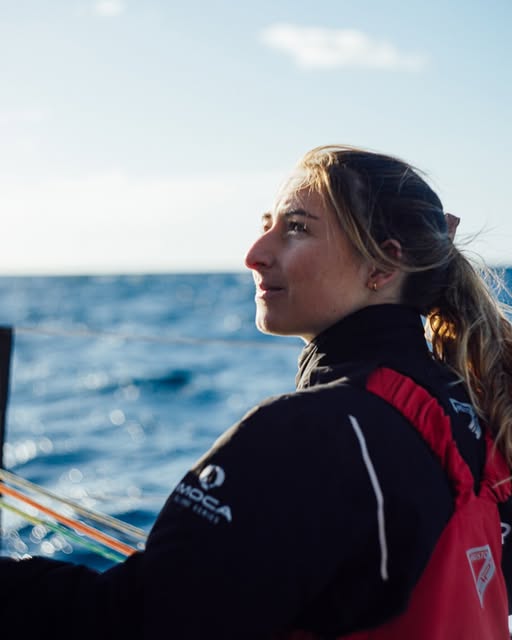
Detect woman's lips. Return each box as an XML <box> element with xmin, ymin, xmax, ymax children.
<box><xmin>255</xmin><ymin>283</ymin><xmax>285</xmax><ymax>300</ymax></box>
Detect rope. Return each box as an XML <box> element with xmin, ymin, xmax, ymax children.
<box><xmin>0</xmin><ymin>498</ymin><xmax>126</xmax><ymax>563</ymax></box>
<box><xmin>0</xmin><ymin>469</ymin><xmax>146</xmax><ymax>541</ymax></box>
<box><xmin>14</xmin><ymin>325</ymin><xmax>299</xmax><ymax>349</ymax></box>
<box><xmin>0</xmin><ymin>482</ymin><xmax>138</xmax><ymax>557</ymax></box>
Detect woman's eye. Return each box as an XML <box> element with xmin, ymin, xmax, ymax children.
<box><xmin>287</xmin><ymin>219</ymin><xmax>307</xmax><ymax>234</ymax></box>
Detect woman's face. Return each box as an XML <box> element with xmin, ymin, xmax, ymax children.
<box><xmin>245</xmin><ymin>179</ymin><xmax>374</xmax><ymax>342</ymax></box>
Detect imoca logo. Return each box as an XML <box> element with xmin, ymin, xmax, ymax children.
<box><xmin>199</xmin><ymin>465</ymin><xmax>225</xmax><ymax>491</ymax></box>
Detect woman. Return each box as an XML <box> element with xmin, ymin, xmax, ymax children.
<box><xmin>2</xmin><ymin>145</ymin><xmax>512</xmax><ymax>639</ymax></box>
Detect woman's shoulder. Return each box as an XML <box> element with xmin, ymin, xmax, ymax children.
<box><xmin>218</xmin><ymin>377</ymin><xmax>390</xmax><ymax>450</ymax></box>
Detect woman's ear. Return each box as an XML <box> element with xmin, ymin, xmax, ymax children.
<box><xmin>366</xmin><ymin>239</ymin><xmax>403</xmax><ymax>292</ymax></box>
<box><xmin>380</xmin><ymin>239</ymin><xmax>402</xmax><ymax>262</ymax></box>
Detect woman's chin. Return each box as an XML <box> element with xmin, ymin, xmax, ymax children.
<box><xmin>255</xmin><ymin>314</ymin><xmax>281</xmax><ymax>336</ymax></box>
<box><xmin>255</xmin><ymin>319</ymin><xmax>276</xmax><ymax>335</ymax></box>
<box><xmin>255</xmin><ymin>314</ymin><xmax>298</xmax><ymax>338</ymax></box>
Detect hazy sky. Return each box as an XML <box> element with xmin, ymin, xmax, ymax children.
<box><xmin>1</xmin><ymin>0</ymin><xmax>511</xmax><ymax>274</ymax></box>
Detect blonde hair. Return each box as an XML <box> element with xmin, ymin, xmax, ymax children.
<box><xmin>297</xmin><ymin>145</ymin><xmax>512</xmax><ymax>467</ymax></box>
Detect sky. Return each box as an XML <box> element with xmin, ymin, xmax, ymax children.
<box><xmin>0</xmin><ymin>0</ymin><xmax>511</xmax><ymax>274</ymax></box>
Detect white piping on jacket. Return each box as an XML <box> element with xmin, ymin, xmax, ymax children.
<box><xmin>348</xmin><ymin>414</ymin><xmax>389</xmax><ymax>581</ymax></box>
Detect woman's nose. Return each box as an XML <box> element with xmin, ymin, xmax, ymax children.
<box><xmin>244</xmin><ymin>231</ymin><xmax>275</xmax><ymax>270</ymax></box>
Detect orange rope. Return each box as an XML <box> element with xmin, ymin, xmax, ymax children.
<box><xmin>0</xmin><ymin>482</ymin><xmax>137</xmax><ymax>557</ymax></box>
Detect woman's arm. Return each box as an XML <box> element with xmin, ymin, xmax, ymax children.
<box><xmin>0</xmin><ymin>387</ymin><xmax>453</xmax><ymax>639</ymax></box>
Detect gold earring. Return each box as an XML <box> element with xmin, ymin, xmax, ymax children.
<box><xmin>368</xmin><ymin>281</ymin><xmax>377</xmax><ymax>292</ymax></box>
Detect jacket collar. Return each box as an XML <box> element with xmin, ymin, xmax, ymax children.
<box><xmin>296</xmin><ymin>305</ymin><xmax>429</xmax><ymax>390</ymax></box>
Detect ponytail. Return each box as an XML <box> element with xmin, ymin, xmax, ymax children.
<box><xmin>428</xmin><ymin>252</ymin><xmax>512</xmax><ymax>467</ymax></box>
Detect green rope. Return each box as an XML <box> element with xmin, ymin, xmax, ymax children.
<box><xmin>0</xmin><ymin>498</ymin><xmax>126</xmax><ymax>564</ymax></box>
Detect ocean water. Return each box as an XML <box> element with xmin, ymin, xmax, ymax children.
<box><xmin>0</xmin><ymin>274</ymin><xmax>301</xmax><ymax>570</ymax></box>
<box><xmin>0</xmin><ymin>270</ymin><xmax>511</xmax><ymax>571</ymax></box>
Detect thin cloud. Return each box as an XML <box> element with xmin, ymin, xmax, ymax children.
<box><xmin>93</xmin><ymin>0</ymin><xmax>126</xmax><ymax>17</ymax></box>
<box><xmin>260</xmin><ymin>24</ymin><xmax>428</xmax><ymax>72</ymax></box>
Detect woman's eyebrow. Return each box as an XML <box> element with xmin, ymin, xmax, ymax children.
<box><xmin>283</xmin><ymin>208</ymin><xmax>320</xmax><ymax>220</ymax></box>
<box><xmin>260</xmin><ymin>208</ymin><xmax>320</xmax><ymax>225</ymax></box>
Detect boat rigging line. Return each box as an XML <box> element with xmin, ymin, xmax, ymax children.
<box><xmin>0</xmin><ymin>498</ymin><xmax>127</xmax><ymax>564</ymax></box>
<box><xmin>0</xmin><ymin>469</ymin><xmax>146</xmax><ymax>542</ymax></box>
<box><xmin>14</xmin><ymin>324</ymin><xmax>298</xmax><ymax>349</ymax></box>
<box><xmin>0</xmin><ymin>471</ymin><xmax>145</xmax><ymax>559</ymax></box>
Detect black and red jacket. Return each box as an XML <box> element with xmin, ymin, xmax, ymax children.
<box><xmin>1</xmin><ymin>304</ymin><xmax>511</xmax><ymax>639</ymax></box>
<box><xmin>281</xmin><ymin>367</ymin><xmax>511</xmax><ymax>639</ymax></box>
